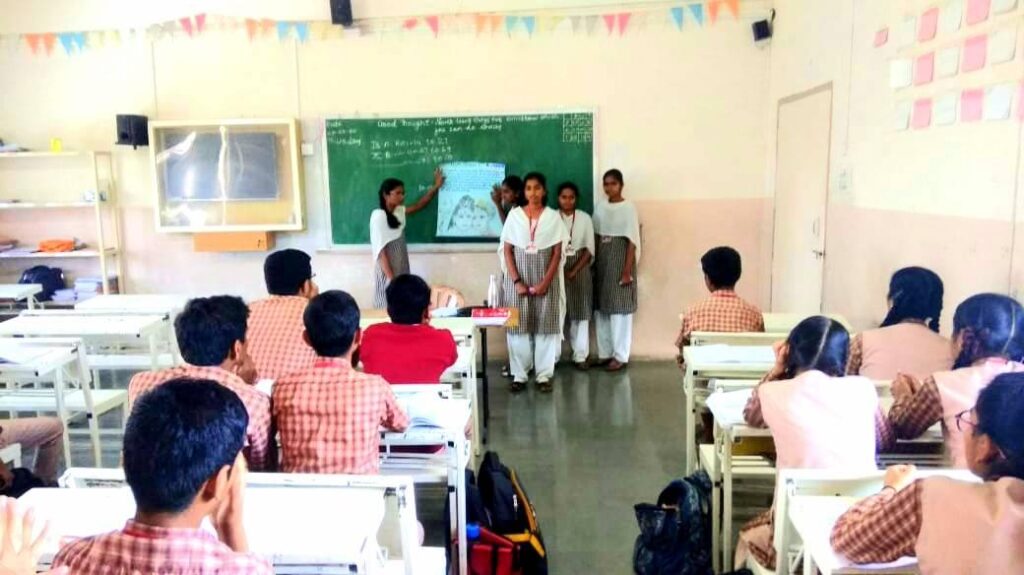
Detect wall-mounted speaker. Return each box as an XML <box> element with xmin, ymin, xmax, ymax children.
<box><xmin>752</xmin><ymin>9</ymin><xmax>776</xmax><ymax>43</ymax></box>
<box><xmin>330</xmin><ymin>0</ymin><xmax>353</xmax><ymax>27</ymax></box>
<box><xmin>115</xmin><ymin>114</ymin><xmax>149</xmax><ymax>149</ymax></box>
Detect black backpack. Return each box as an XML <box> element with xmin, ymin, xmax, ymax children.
<box><xmin>632</xmin><ymin>470</ymin><xmax>713</xmax><ymax>575</ymax></box>
<box><xmin>477</xmin><ymin>452</ymin><xmax>548</xmax><ymax>575</ymax></box>
<box><xmin>18</xmin><ymin>266</ymin><xmax>65</xmax><ymax>302</ymax></box>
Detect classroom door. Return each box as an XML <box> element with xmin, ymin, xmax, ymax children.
<box><xmin>771</xmin><ymin>84</ymin><xmax>833</xmax><ymax>314</ymax></box>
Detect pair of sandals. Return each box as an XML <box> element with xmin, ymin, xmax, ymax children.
<box><xmin>510</xmin><ymin>378</ymin><xmax>553</xmax><ymax>393</ymax></box>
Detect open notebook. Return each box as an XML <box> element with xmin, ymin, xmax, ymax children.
<box><xmin>396</xmin><ymin>395</ymin><xmax>470</xmax><ymax>431</ymax></box>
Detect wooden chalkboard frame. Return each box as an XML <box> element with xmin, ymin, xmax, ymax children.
<box><xmin>319</xmin><ymin>108</ymin><xmax>598</xmax><ymax>253</ymax></box>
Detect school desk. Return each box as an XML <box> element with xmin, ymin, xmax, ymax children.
<box><xmin>24</xmin><ymin>473</ymin><xmax>436</xmax><ymax>575</ymax></box>
<box><xmin>75</xmin><ymin>293</ymin><xmax>188</xmax><ymax>314</ymax></box>
<box><xmin>0</xmin><ymin>337</ymin><xmax>126</xmax><ymax>466</ymax></box>
<box><xmin>681</xmin><ymin>344</ymin><xmax>776</xmax><ymax>475</ymax></box>
<box><xmin>0</xmin><ymin>283</ymin><xmax>41</xmax><ymax>309</ymax></box>
<box><xmin>763</xmin><ymin>313</ymin><xmax>851</xmax><ymax>333</ymax></box>
<box><xmin>0</xmin><ymin>310</ymin><xmax>175</xmax><ymax>371</ymax></box>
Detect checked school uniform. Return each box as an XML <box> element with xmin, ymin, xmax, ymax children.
<box><xmin>247</xmin><ymin>295</ymin><xmax>318</xmax><ymax>381</ymax></box>
<box><xmin>561</xmin><ymin>209</ymin><xmax>595</xmax><ymax>363</ymax></box>
<box><xmin>593</xmin><ymin>200</ymin><xmax>641</xmax><ymax>364</ymax></box>
<box><xmin>370</xmin><ymin>206</ymin><xmax>411</xmax><ymax>309</ymax></box>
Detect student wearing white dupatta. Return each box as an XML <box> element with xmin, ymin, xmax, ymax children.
<box><xmin>557</xmin><ymin>182</ymin><xmax>596</xmax><ymax>368</ymax></box>
<box><xmin>498</xmin><ymin>173</ymin><xmax>568</xmax><ymax>392</ymax></box>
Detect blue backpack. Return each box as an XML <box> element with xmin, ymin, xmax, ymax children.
<box><xmin>632</xmin><ymin>470</ymin><xmax>713</xmax><ymax>575</ymax></box>
<box><xmin>18</xmin><ymin>266</ymin><xmax>65</xmax><ymax>302</ymax></box>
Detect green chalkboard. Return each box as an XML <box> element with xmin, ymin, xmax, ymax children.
<box><xmin>325</xmin><ymin>112</ymin><xmax>595</xmax><ymax>245</ymax></box>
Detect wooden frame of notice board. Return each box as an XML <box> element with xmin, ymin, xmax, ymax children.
<box><xmin>319</xmin><ymin>108</ymin><xmax>598</xmax><ymax>253</ymax></box>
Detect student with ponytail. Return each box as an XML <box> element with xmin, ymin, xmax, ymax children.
<box><xmin>847</xmin><ymin>267</ymin><xmax>952</xmax><ymax>380</ymax></box>
<box><xmin>889</xmin><ymin>293</ymin><xmax>1024</xmax><ymax>467</ymax></box>
<box><xmin>369</xmin><ymin>170</ymin><xmax>445</xmax><ymax>308</ymax></box>
<box><xmin>735</xmin><ymin>316</ymin><xmax>894</xmax><ymax>569</ymax></box>
<box><xmin>833</xmin><ymin>373</ymin><xmax>1024</xmax><ymax>574</ymax></box>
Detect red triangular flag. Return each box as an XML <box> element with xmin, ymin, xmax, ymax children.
<box><xmin>179</xmin><ymin>17</ymin><xmax>195</xmax><ymax>37</ymax></box>
<box><xmin>195</xmin><ymin>14</ymin><xmax>207</xmax><ymax>33</ymax></box>
<box><xmin>245</xmin><ymin>19</ymin><xmax>259</xmax><ymax>40</ymax></box>
<box><xmin>42</xmin><ymin>33</ymin><xmax>57</xmax><ymax>55</ymax></box>
<box><xmin>24</xmin><ymin>34</ymin><xmax>41</xmax><ymax>55</ymax></box>
<box><xmin>425</xmin><ymin>15</ymin><xmax>440</xmax><ymax>37</ymax></box>
<box><xmin>603</xmin><ymin>14</ymin><xmax>616</xmax><ymax>34</ymax></box>
<box><xmin>403</xmin><ymin>18</ymin><xmax>419</xmax><ymax>30</ymax></box>
<box><xmin>617</xmin><ymin>13</ymin><xmax>631</xmax><ymax>35</ymax></box>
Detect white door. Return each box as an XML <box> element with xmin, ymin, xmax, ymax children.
<box><xmin>771</xmin><ymin>85</ymin><xmax>833</xmax><ymax>314</ymax></box>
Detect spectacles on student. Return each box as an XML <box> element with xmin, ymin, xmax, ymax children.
<box><xmin>954</xmin><ymin>408</ymin><xmax>978</xmax><ymax>432</ymax></box>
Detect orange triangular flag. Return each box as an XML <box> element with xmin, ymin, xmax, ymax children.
<box><xmin>474</xmin><ymin>14</ymin><xmax>488</xmax><ymax>35</ymax></box>
<box><xmin>489</xmin><ymin>14</ymin><xmax>502</xmax><ymax>32</ymax></box>
<box><xmin>24</xmin><ymin>34</ymin><xmax>41</xmax><ymax>55</ymax></box>
<box><xmin>245</xmin><ymin>19</ymin><xmax>259</xmax><ymax>40</ymax></box>
<box><xmin>725</xmin><ymin>0</ymin><xmax>740</xmax><ymax>18</ymax></box>
<box><xmin>260</xmin><ymin>19</ymin><xmax>275</xmax><ymax>36</ymax></box>
<box><xmin>42</xmin><ymin>33</ymin><xmax>56</xmax><ymax>55</ymax></box>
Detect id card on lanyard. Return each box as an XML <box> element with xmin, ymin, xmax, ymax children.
<box><xmin>565</xmin><ymin>212</ymin><xmax>576</xmax><ymax>256</ymax></box>
<box><xmin>527</xmin><ymin>216</ymin><xmax>540</xmax><ymax>254</ymax></box>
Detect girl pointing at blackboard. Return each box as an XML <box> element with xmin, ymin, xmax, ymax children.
<box><xmin>370</xmin><ymin>169</ymin><xmax>445</xmax><ymax>308</ymax></box>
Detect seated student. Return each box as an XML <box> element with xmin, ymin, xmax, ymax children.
<box><xmin>832</xmin><ymin>373</ymin><xmax>1024</xmax><ymax>574</ymax></box>
<box><xmin>0</xmin><ymin>417</ymin><xmax>63</xmax><ymax>485</ymax></box>
<box><xmin>53</xmin><ymin>378</ymin><xmax>272</xmax><ymax>574</ymax></box>
<box><xmin>889</xmin><ymin>293</ymin><xmax>1024</xmax><ymax>468</ymax></box>
<box><xmin>675</xmin><ymin>246</ymin><xmax>764</xmax><ymax>354</ymax></box>
<box><xmin>273</xmin><ymin>290</ymin><xmax>409</xmax><ymax>474</ymax></box>
<box><xmin>847</xmin><ymin>267</ymin><xmax>952</xmax><ymax>380</ymax></box>
<box><xmin>361</xmin><ymin>274</ymin><xmax>458</xmax><ymax>384</ymax></box>
<box><xmin>736</xmin><ymin>316</ymin><xmax>893</xmax><ymax>569</ymax></box>
<box><xmin>129</xmin><ymin>296</ymin><xmax>273</xmax><ymax>471</ymax></box>
<box><xmin>247</xmin><ymin>248</ymin><xmax>320</xmax><ymax>380</ymax></box>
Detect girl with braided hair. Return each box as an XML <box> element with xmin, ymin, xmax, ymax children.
<box><xmin>833</xmin><ymin>373</ymin><xmax>1024</xmax><ymax>573</ymax></box>
<box><xmin>889</xmin><ymin>293</ymin><xmax>1024</xmax><ymax>468</ymax></box>
<box><xmin>847</xmin><ymin>267</ymin><xmax>953</xmax><ymax>380</ymax></box>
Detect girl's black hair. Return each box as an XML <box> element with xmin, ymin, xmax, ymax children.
<box><xmin>378</xmin><ymin>178</ymin><xmax>404</xmax><ymax>229</ymax></box>
<box><xmin>523</xmin><ymin>172</ymin><xmax>548</xmax><ymax>205</ymax></box>
<box><xmin>951</xmin><ymin>294</ymin><xmax>1024</xmax><ymax>369</ymax></box>
<box><xmin>782</xmin><ymin>316</ymin><xmax>850</xmax><ymax>378</ymax></box>
<box><xmin>603</xmin><ymin>169</ymin><xmax>624</xmax><ymax>185</ymax></box>
<box><xmin>502</xmin><ymin>175</ymin><xmax>526</xmax><ymax>207</ymax></box>
<box><xmin>880</xmin><ymin>267</ymin><xmax>945</xmax><ymax>332</ymax></box>
<box><xmin>557</xmin><ymin>181</ymin><xmax>580</xmax><ymax>199</ymax></box>
<box><xmin>976</xmin><ymin>373</ymin><xmax>1024</xmax><ymax>480</ymax></box>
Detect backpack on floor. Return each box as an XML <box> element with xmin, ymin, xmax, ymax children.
<box><xmin>632</xmin><ymin>470</ymin><xmax>713</xmax><ymax>575</ymax></box>
<box><xmin>477</xmin><ymin>452</ymin><xmax>548</xmax><ymax>575</ymax></box>
<box><xmin>18</xmin><ymin>266</ymin><xmax>65</xmax><ymax>302</ymax></box>
<box><xmin>468</xmin><ymin>527</ymin><xmax>523</xmax><ymax>575</ymax></box>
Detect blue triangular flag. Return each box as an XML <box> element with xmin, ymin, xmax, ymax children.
<box><xmin>58</xmin><ymin>33</ymin><xmax>76</xmax><ymax>54</ymax></box>
<box><xmin>505</xmin><ymin>15</ymin><xmax>520</xmax><ymax>34</ymax></box>
<box><xmin>523</xmin><ymin>16</ymin><xmax>536</xmax><ymax>36</ymax></box>
<box><xmin>689</xmin><ymin>3</ymin><xmax>704</xmax><ymax>26</ymax></box>
<box><xmin>294</xmin><ymin>23</ymin><xmax>309</xmax><ymax>42</ymax></box>
<box><xmin>276</xmin><ymin>21</ymin><xmax>292</xmax><ymax>40</ymax></box>
<box><xmin>72</xmin><ymin>32</ymin><xmax>87</xmax><ymax>50</ymax></box>
<box><xmin>671</xmin><ymin>7</ymin><xmax>684</xmax><ymax>30</ymax></box>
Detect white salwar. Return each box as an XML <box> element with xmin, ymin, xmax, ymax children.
<box><xmin>499</xmin><ymin>207</ymin><xmax>569</xmax><ymax>383</ymax></box>
<box><xmin>561</xmin><ymin>210</ymin><xmax>596</xmax><ymax>364</ymax></box>
<box><xmin>593</xmin><ymin>200</ymin><xmax>641</xmax><ymax>364</ymax></box>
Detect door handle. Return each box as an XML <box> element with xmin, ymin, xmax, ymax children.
<box><xmin>812</xmin><ymin>250</ymin><xmax>825</xmax><ymax>258</ymax></box>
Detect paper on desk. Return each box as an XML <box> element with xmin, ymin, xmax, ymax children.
<box><xmin>0</xmin><ymin>341</ymin><xmax>52</xmax><ymax>365</ymax></box>
<box><xmin>398</xmin><ymin>396</ymin><xmax>470</xmax><ymax>431</ymax></box>
<box><xmin>705</xmin><ymin>389</ymin><xmax>753</xmax><ymax>428</ymax></box>
<box><xmin>695</xmin><ymin>345</ymin><xmax>776</xmax><ymax>364</ymax></box>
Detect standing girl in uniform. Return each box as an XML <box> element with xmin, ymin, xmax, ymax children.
<box><xmin>369</xmin><ymin>169</ymin><xmax>445</xmax><ymax>308</ymax></box>
<box><xmin>889</xmin><ymin>293</ymin><xmax>1024</xmax><ymax>467</ymax></box>
<box><xmin>593</xmin><ymin>169</ymin><xmax>640</xmax><ymax>372</ymax></box>
<box><xmin>491</xmin><ymin>175</ymin><xmax>526</xmax><ymax>224</ymax></box>
<box><xmin>557</xmin><ymin>182</ymin><xmax>595</xmax><ymax>369</ymax></box>
<box><xmin>499</xmin><ymin>172</ymin><xmax>568</xmax><ymax>393</ymax></box>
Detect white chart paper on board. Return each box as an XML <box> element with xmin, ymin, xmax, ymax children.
<box><xmin>890</xmin><ymin>59</ymin><xmax>914</xmax><ymax>88</ymax></box>
<box><xmin>897</xmin><ymin>16</ymin><xmax>918</xmax><ymax>48</ymax></box>
<box><xmin>934</xmin><ymin>93</ymin><xmax>959</xmax><ymax>125</ymax></box>
<box><xmin>937</xmin><ymin>46</ymin><xmax>961</xmax><ymax>77</ymax></box>
<box><xmin>940</xmin><ymin>0</ymin><xmax>964</xmax><ymax>34</ymax></box>
<box><xmin>436</xmin><ymin>162</ymin><xmax>506</xmax><ymax>238</ymax></box>
<box><xmin>984</xmin><ymin>84</ymin><xmax>1014</xmax><ymax>120</ymax></box>
<box><xmin>990</xmin><ymin>28</ymin><xmax>1018</xmax><ymax>64</ymax></box>
<box><xmin>895</xmin><ymin>102</ymin><xmax>913</xmax><ymax>131</ymax></box>
<box><xmin>993</xmin><ymin>0</ymin><xmax>1018</xmax><ymax>14</ymax></box>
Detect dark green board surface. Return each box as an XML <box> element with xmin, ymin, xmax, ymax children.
<box><xmin>325</xmin><ymin>112</ymin><xmax>595</xmax><ymax>245</ymax></box>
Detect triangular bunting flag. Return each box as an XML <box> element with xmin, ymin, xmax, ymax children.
<box><xmin>474</xmin><ymin>14</ymin><xmax>488</xmax><ymax>35</ymax></box>
<box><xmin>180</xmin><ymin>17</ymin><xmax>195</xmax><ymax>37</ymax></box>
<box><xmin>709</xmin><ymin>1</ymin><xmax>721</xmax><ymax>23</ymax></box>
<box><xmin>689</xmin><ymin>3</ymin><xmax>705</xmax><ymax>25</ymax></box>
<box><xmin>42</xmin><ymin>33</ymin><xmax>57</xmax><ymax>55</ymax></box>
<box><xmin>545</xmin><ymin>15</ymin><xmax>565</xmax><ymax>34</ymax></box>
<box><xmin>87</xmin><ymin>31</ymin><xmax>104</xmax><ymax>48</ymax></box>
<box><xmin>617</xmin><ymin>13</ymin><xmax>631</xmax><ymax>35</ymax></box>
<box><xmin>106</xmin><ymin>30</ymin><xmax>121</xmax><ymax>46</ymax></box>
<box><xmin>245</xmin><ymin>19</ymin><xmax>259</xmax><ymax>40</ymax></box>
<box><xmin>72</xmin><ymin>32</ymin><xmax>86</xmax><ymax>50</ymax></box>
<box><xmin>276</xmin><ymin>21</ymin><xmax>292</xmax><ymax>40</ymax></box>
<box><xmin>24</xmin><ymin>34</ymin><xmax>41</xmax><ymax>55</ymax></box>
<box><xmin>295</xmin><ymin>23</ymin><xmax>309</xmax><ymax>42</ymax></box>
<box><xmin>311</xmin><ymin>21</ymin><xmax>331</xmax><ymax>41</ymax></box>
<box><xmin>260</xmin><ymin>19</ymin><xmax>275</xmax><ymax>36</ymax></box>
<box><xmin>195</xmin><ymin>14</ymin><xmax>207</xmax><ymax>33</ymax></box>
<box><xmin>489</xmin><ymin>15</ymin><xmax>502</xmax><ymax>32</ymax></box>
<box><xmin>58</xmin><ymin>33</ymin><xmax>76</xmax><ymax>54</ymax></box>
<box><xmin>603</xmin><ymin>14</ymin><xmax>616</xmax><ymax>34</ymax></box>
<box><xmin>585</xmin><ymin>15</ymin><xmax>600</xmax><ymax>35</ymax></box>
<box><xmin>725</xmin><ymin>0</ymin><xmax>740</xmax><ymax>18</ymax></box>
<box><xmin>505</xmin><ymin>15</ymin><xmax>519</xmax><ymax>35</ymax></box>
<box><xmin>523</xmin><ymin>16</ymin><xmax>536</xmax><ymax>36</ymax></box>
<box><xmin>671</xmin><ymin>7</ymin><xmax>684</xmax><ymax>30</ymax></box>
<box><xmin>403</xmin><ymin>18</ymin><xmax>419</xmax><ymax>30</ymax></box>
<box><xmin>426</xmin><ymin>15</ymin><xmax>440</xmax><ymax>37</ymax></box>
<box><xmin>571</xmin><ymin>16</ymin><xmax>583</xmax><ymax>33</ymax></box>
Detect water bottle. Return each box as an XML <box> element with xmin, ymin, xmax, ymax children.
<box><xmin>467</xmin><ymin>522</ymin><xmax>481</xmax><ymax>541</ymax></box>
<box><xmin>487</xmin><ymin>274</ymin><xmax>499</xmax><ymax>308</ymax></box>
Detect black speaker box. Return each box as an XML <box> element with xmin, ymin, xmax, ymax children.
<box><xmin>330</xmin><ymin>0</ymin><xmax>353</xmax><ymax>27</ymax></box>
<box><xmin>115</xmin><ymin>114</ymin><xmax>149</xmax><ymax>149</ymax></box>
<box><xmin>753</xmin><ymin>19</ymin><xmax>772</xmax><ymax>42</ymax></box>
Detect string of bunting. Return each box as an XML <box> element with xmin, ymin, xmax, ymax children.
<box><xmin>4</xmin><ymin>0</ymin><xmax>743</xmax><ymax>56</ymax></box>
